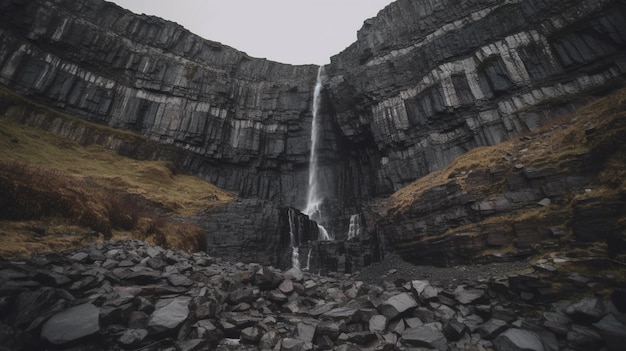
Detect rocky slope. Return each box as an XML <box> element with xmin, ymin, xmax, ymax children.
<box><xmin>374</xmin><ymin>87</ymin><xmax>626</xmax><ymax>267</ymax></box>
<box><xmin>1</xmin><ymin>239</ymin><xmax>624</xmax><ymax>350</ymax></box>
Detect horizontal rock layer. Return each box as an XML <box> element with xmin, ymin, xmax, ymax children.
<box><xmin>1</xmin><ymin>0</ymin><xmax>625</xmax><ymax>267</ymax></box>
<box><xmin>326</xmin><ymin>0</ymin><xmax>626</xmax><ymax>196</ymax></box>
<box><xmin>0</xmin><ymin>0</ymin><xmax>318</xmax><ymax>206</ymax></box>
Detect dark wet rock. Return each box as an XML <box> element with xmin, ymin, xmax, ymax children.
<box><xmin>479</xmin><ymin>319</ymin><xmax>509</xmax><ymax>340</ymax></box>
<box><xmin>378</xmin><ymin>293</ymin><xmax>418</xmax><ymax>320</ymax></box>
<box><xmin>593</xmin><ymin>314</ymin><xmax>626</xmax><ymax>351</ymax></box>
<box><xmin>167</xmin><ymin>273</ymin><xmax>195</xmax><ymax>287</ymax></box>
<box><xmin>443</xmin><ymin>319</ymin><xmax>467</xmax><ymax>342</ymax></box>
<box><xmin>564</xmin><ymin>297</ymin><xmax>606</xmax><ymax>324</ymax></box>
<box><xmin>347</xmin><ymin>331</ymin><xmax>377</xmax><ymax>345</ymax></box>
<box><xmin>240</xmin><ymin>326</ymin><xmax>262</xmax><ymax>344</ymax></box>
<box><xmin>118</xmin><ymin>329</ymin><xmax>148</xmax><ymax>347</ymax></box>
<box><xmin>147</xmin><ymin>297</ymin><xmax>191</xmax><ymax>334</ymax></box>
<box><xmin>369</xmin><ymin>315</ymin><xmax>387</xmax><ymax>332</ymax></box>
<box><xmin>566</xmin><ymin>324</ymin><xmax>603</xmax><ymax>351</ymax></box>
<box><xmin>493</xmin><ymin>328</ymin><xmax>545</xmax><ymax>351</ymax></box>
<box><xmin>177</xmin><ymin>339</ymin><xmax>209</xmax><ymax>351</ymax></box>
<box><xmin>40</xmin><ymin>303</ymin><xmax>100</xmax><ymax>344</ymax></box>
<box><xmin>322</xmin><ymin>307</ymin><xmax>359</xmax><ymax>321</ymax></box>
<box><xmin>401</xmin><ymin>324</ymin><xmax>448</xmax><ymax>350</ymax></box>
<box><xmin>454</xmin><ymin>286</ymin><xmax>486</xmax><ymax>305</ymax></box>
<box><xmin>12</xmin><ymin>288</ymin><xmax>58</xmax><ymax>328</ymax></box>
<box><xmin>281</xmin><ymin>338</ymin><xmax>306</xmax><ymax>351</ymax></box>
<box><xmin>297</xmin><ymin>322</ymin><xmax>317</xmax><ymax>343</ymax></box>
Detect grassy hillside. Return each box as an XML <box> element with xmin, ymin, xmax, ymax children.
<box><xmin>380</xmin><ymin>86</ymin><xmax>626</xmax><ymax>268</ymax></box>
<box><xmin>0</xmin><ymin>86</ymin><xmax>234</xmax><ymax>259</ymax></box>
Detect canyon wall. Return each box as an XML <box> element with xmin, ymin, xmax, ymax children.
<box><xmin>323</xmin><ymin>0</ymin><xmax>626</xmax><ymax>200</ymax></box>
<box><xmin>0</xmin><ymin>0</ymin><xmax>317</xmax><ymax>207</ymax></box>
<box><xmin>1</xmin><ymin>0</ymin><xmax>625</xmax><ymax>269</ymax></box>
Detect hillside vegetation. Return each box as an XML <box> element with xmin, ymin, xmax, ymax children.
<box><xmin>0</xmin><ymin>86</ymin><xmax>234</xmax><ymax>259</ymax></box>
<box><xmin>380</xmin><ymin>87</ymin><xmax>626</xmax><ymax>270</ymax></box>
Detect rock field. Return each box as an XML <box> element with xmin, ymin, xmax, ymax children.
<box><xmin>1</xmin><ymin>239</ymin><xmax>624</xmax><ymax>350</ymax></box>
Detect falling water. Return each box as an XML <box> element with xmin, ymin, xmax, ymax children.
<box><xmin>303</xmin><ymin>247</ymin><xmax>313</xmax><ymax>271</ymax></box>
<box><xmin>303</xmin><ymin>66</ymin><xmax>332</xmax><ymax>240</ymax></box>
<box><xmin>288</xmin><ymin>209</ymin><xmax>300</xmax><ymax>270</ymax></box>
<box><xmin>347</xmin><ymin>214</ymin><xmax>362</xmax><ymax>240</ymax></box>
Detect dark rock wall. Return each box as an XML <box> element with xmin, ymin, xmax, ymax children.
<box><xmin>1</xmin><ymin>0</ymin><xmax>625</xmax><ymax>269</ymax></box>
<box><xmin>324</xmin><ymin>0</ymin><xmax>626</xmax><ymax>197</ymax></box>
<box><xmin>0</xmin><ymin>0</ymin><xmax>318</xmax><ymax>207</ymax></box>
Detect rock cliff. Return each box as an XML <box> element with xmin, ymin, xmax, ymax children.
<box><xmin>0</xmin><ymin>0</ymin><xmax>318</xmax><ymax>207</ymax></box>
<box><xmin>1</xmin><ymin>0</ymin><xmax>625</xmax><ymax>270</ymax></box>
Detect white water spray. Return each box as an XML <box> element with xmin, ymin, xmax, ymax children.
<box><xmin>347</xmin><ymin>214</ymin><xmax>362</xmax><ymax>240</ymax></box>
<box><xmin>288</xmin><ymin>209</ymin><xmax>300</xmax><ymax>270</ymax></box>
<box><xmin>303</xmin><ymin>247</ymin><xmax>312</xmax><ymax>271</ymax></box>
<box><xmin>303</xmin><ymin>66</ymin><xmax>332</xmax><ymax>241</ymax></box>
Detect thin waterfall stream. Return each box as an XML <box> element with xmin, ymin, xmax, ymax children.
<box><xmin>302</xmin><ymin>66</ymin><xmax>332</xmax><ymax>241</ymax></box>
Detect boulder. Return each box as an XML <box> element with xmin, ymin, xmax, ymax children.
<box><xmin>148</xmin><ymin>297</ymin><xmax>191</xmax><ymax>333</ymax></box>
<box><xmin>378</xmin><ymin>293</ymin><xmax>418</xmax><ymax>320</ymax></box>
<box><xmin>40</xmin><ymin>303</ymin><xmax>100</xmax><ymax>344</ymax></box>
<box><xmin>493</xmin><ymin>328</ymin><xmax>545</xmax><ymax>351</ymax></box>
<box><xmin>401</xmin><ymin>325</ymin><xmax>448</xmax><ymax>351</ymax></box>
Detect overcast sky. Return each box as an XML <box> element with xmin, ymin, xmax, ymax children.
<box><xmin>109</xmin><ymin>0</ymin><xmax>395</xmax><ymax>65</ymax></box>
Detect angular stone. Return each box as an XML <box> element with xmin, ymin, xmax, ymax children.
<box><xmin>369</xmin><ymin>315</ymin><xmax>387</xmax><ymax>332</ymax></box>
<box><xmin>347</xmin><ymin>331</ymin><xmax>377</xmax><ymax>345</ymax></box>
<box><xmin>240</xmin><ymin>326</ymin><xmax>262</xmax><ymax>344</ymax></box>
<box><xmin>118</xmin><ymin>329</ymin><xmax>148</xmax><ymax>346</ymax></box>
<box><xmin>167</xmin><ymin>273</ymin><xmax>195</xmax><ymax>287</ymax></box>
<box><xmin>593</xmin><ymin>314</ymin><xmax>626</xmax><ymax>351</ymax></box>
<box><xmin>177</xmin><ymin>339</ymin><xmax>209</xmax><ymax>351</ymax></box>
<box><xmin>564</xmin><ymin>297</ymin><xmax>605</xmax><ymax>323</ymax></box>
<box><xmin>453</xmin><ymin>286</ymin><xmax>485</xmax><ymax>304</ymax></box>
<box><xmin>279</xmin><ymin>279</ymin><xmax>295</xmax><ymax>295</ymax></box>
<box><xmin>317</xmin><ymin>320</ymin><xmax>343</xmax><ymax>339</ymax></box>
<box><xmin>478</xmin><ymin>319</ymin><xmax>509</xmax><ymax>340</ymax></box>
<box><xmin>281</xmin><ymin>337</ymin><xmax>305</xmax><ymax>351</ymax></box>
<box><xmin>443</xmin><ymin>319</ymin><xmax>466</xmax><ymax>341</ymax></box>
<box><xmin>566</xmin><ymin>325</ymin><xmax>603</xmax><ymax>351</ymax></box>
<box><xmin>297</xmin><ymin>322</ymin><xmax>317</xmax><ymax>343</ymax></box>
<box><xmin>148</xmin><ymin>297</ymin><xmax>191</xmax><ymax>333</ymax></box>
<box><xmin>41</xmin><ymin>303</ymin><xmax>100</xmax><ymax>344</ymax></box>
<box><xmin>378</xmin><ymin>293</ymin><xmax>418</xmax><ymax>320</ymax></box>
<box><xmin>411</xmin><ymin>280</ymin><xmax>438</xmax><ymax>301</ymax></box>
<box><xmin>493</xmin><ymin>328</ymin><xmax>545</xmax><ymax>351</ymax></box>
<box><xmin>401</xmin><ymin>325</ymin><xmax>448</xmax><ymax>351</ymax></box>
<box><xmin>322</xmin><ymin>307</ymin><xmax>359</xmax><ymax>321</ymax></box>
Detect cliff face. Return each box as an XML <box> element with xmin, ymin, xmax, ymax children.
<box><xmin>324</xmin><ymin>0</ymin><xmax>626</xmax><ymax>199</ymax></box>
<box><xmin>1</xmin><ymin>0</ymin><xmax>625</xmax><ymax>269</ymax></box>
<box><xmin>0</xmin><ymin>0</ymin><xmax>317</xmax><ymax>207</ymax></box>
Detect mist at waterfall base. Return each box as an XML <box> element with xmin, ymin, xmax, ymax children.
<box><xmin>286</xmin><ymin>67</ymin><xmax>365</xmax><ymax>270</ymax></box>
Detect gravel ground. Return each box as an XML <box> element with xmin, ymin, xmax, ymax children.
<box><xmin>354</xmin><ymin>254</ymin><xmax>533</xmax><ymax>288</ymax></box>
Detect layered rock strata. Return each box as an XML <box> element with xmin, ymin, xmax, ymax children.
<box><xmin>325</xmin><ymin>0</ymin><xmax>626</xmax><ymax>198</ymax></box>
<box><xmin>1</xmin><ymin>0</ymin><xmax>626</xmax><ymax>269</ymax></box>
<box><xmin>0</xmin><ymin>0</ymin><xmax>317</xmax><ymax>205</ymax></box>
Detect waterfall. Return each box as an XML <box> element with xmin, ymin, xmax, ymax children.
<box><xmin>303</xmin><ymin>247</ymin><xmax>312</xmax><ymax>271</ymax></box>
<box><xmin>288</xmin><ymin>209</ymin><xmax>300</xmax><ymax>270</ymax></box>
<box><xmin>303</xmin><ymin>66</ymin><xmax>332</xmax><ymax>241</ymax></box>
<box><xmin>347</xmin><ymin>214</ymin><xmax>362</xmax><ymax>240</ymax></box>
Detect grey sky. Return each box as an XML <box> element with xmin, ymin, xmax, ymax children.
<box><xmin>109</xmin><ymin>0</ymin><xmax>395</xmax><ymax>65</ymax></box>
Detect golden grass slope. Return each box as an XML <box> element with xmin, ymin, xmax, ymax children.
<box><xmin>0</xmin><ymin>86</ymin><xmax>234</xmax><ymax>259</ymax></box>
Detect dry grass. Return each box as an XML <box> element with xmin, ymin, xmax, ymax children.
<box><xmin>382</xmin><ymin>87</ymin><xmax>626</xmax><ymax>264</ymax></box>
<box><xmin>387</xmin><ymin>87</ymin><xmax>626</xmax><ymax>216</ymax></box>
<box><xmin>0</xmin><ymin>88</ymin><xmax>234</xmax><ymax>259</ymax></box>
